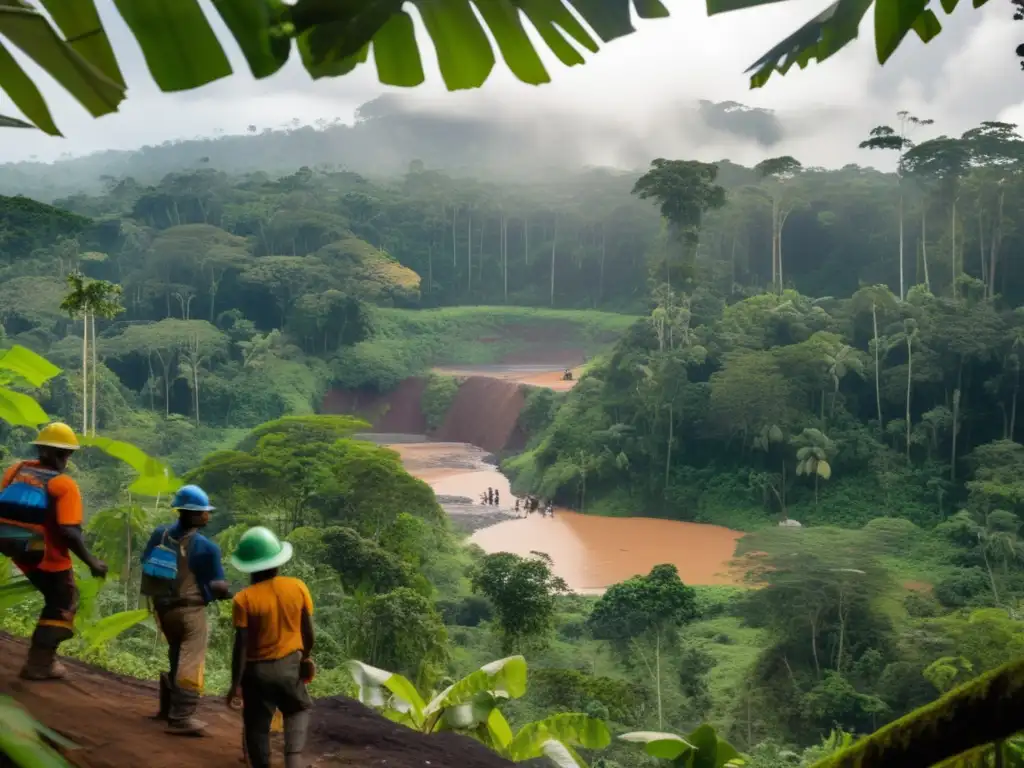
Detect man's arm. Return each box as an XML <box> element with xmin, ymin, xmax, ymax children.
<box><xmin>51</xmin><ymin>476</ymin><xmax>106</xmax><ymax>577</ymax></box>
<box><xmin>60</xmin><ymin>525</ymin><xmax>106</xmax><ymax>577</ymax></box>
<box><xmin>200</xmin><ymin>542</ymin><xmax>232</xmax><ymax>601</ymax></box>
<box><xmin>227</xmin><ymin>595</ymin><xmax>247</xmax><ymax>704</ymax></box>
<box><xmin>301</xmin><ymin>608</ymin><xmax>315</xmax><ymax>659</ymax></box>
<box><xmin>229</xmin><ymin>627</ymin><xmax>247</xmax><ymax>697</ymax></box>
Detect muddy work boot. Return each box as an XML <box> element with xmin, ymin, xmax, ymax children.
<box><xmin>19</xmin><ymin>647</ymin><xmax>67</xmax><ymax>681</ymax></box>
<box><xmin>150</xmin><ymin>673</ymin><xmax>171</xmax><ymax>721</ymax></box>
<box><xmin>166</xmin><ymin>689</ymin><xmax>206</xmax><ymax>735</ymax></box>
<box><xmin>165</xmin><ymin>716</ymin><xmax>207</xmax><ymax>735</ymax></box>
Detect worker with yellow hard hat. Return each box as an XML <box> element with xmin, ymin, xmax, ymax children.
<box><xmin>0</xmin><ymin>422</ymin><xmax>107</xmax><ymax>680</ymax></box>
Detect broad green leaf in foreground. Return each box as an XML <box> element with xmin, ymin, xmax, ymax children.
<box><xmin>0</xmin><ymin>696</ymin><xmax>77</xmax><ymax>768</ymax></box>
<box><xmin>38</xmin><ymin>0</ymin><xmax>125</xmax><ymax>86</ymax></box>
<box><xmin>79</xmin><ymin>609</ymin><xmax>150</xmax><ymax>652</ymax></box>
<box><xmin>0</xmin><ymin>345</ymin><xmax>62</xmax><ymax>387</ymax></box>
<box><xmin>507</xmin><ymin>713</ymin><xmax>612</xmax><ymax>763</ymax></box>
<box><xmin>0</xmin><ymin>112</ymin><xmax>33</xmax><ymax>128</ymax></box>
<box><xmin>0</xmin><ymin>388</ymin><xmax>50</xmax><ymax>428</ymax></box>
<box><xmin>619</xmin><ymin>731</ymin><xmax>696</xmax><ymax>760</ymax></box>
<box><xmin>0</xmin><ymin>579</ymin><xmax>39</xmax><ymax>612</ymax></box>
<box><xmin>111</xmin><ymin>0</ymin><xmax>232</xmax><ymax>92</ymax></box>
<box><xmin>0</xmin><ymin>4</ymin><xmax>124</xmax><ymax>132</ymax></box>
<box><xmin>345</xmin><ymin>659</ymin><xmax>428</xmax><ymax>727</ymax></box>
<box><xmin>425</xmin><ymin>655</ymin><xmax>528</xmax><ymax>715</ymax></box>
<box><xmin>78</xmin><ymin>435</ymin><xmax>178</xmax><ymax>496</ymax></box>
<box><xmin>707</xmin><ymin>0</ymin><xmax>992</xmax><ymax>89</ymax></box>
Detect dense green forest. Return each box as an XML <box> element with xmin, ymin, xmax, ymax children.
<box><xmin>4</xmin><ymin>112</ymin><xmax>1024</xmax><ymax>767</ymax></box>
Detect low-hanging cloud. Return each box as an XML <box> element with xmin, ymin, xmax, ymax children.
<box><xmin>1</xmin><ymin>0</ymin><xmax>1019</xmax><ymax>174</ymax></box>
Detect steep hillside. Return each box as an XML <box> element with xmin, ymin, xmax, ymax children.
<box><xmin>1</xmin><ymin>635</ymin><xmax>511</xmax><ymax>768</ymax></box>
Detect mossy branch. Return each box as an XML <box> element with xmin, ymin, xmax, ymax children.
<box><xmin>812</xmin><ymin>655</ymin><xmax>1024</xmax><ymax>768</ymax></box>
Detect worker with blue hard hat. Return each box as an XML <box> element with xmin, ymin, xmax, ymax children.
<box><xmin>141</xmin><ymin>484</ymin><xmax>232</xmax><ymax>735</ymax></box>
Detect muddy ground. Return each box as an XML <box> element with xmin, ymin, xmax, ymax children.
<box><xmin>1</xmin><ymin>635</ymin><xmax>511</xmax><ymax>768</ymax></box>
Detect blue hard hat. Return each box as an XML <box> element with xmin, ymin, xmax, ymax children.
<box><xmin>171</xmin><ymin>484</ymin><xmax>215</xmax><ymax>512</ymax></box>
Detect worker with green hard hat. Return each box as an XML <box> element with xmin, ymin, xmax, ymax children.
<box><xmin>227</xmin><ymin>526</ymin><xmax>316</xmax><ymax>768</ymax></box>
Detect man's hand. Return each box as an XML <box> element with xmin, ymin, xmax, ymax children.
<box><xmin>89</xmin><ymin>559</ymin><xmax>108</xmax><ymax>579</ymax></box>
<box><xmin>225</xmin><ymin>685</ymin><xmax>242</xmax><ymax>710</ymax></box>
<box><xmin>300</xmin><ymin>658</ymin><xmax>316</xmax><ymax>684</ymax></box>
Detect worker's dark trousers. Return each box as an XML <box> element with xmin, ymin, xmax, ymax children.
<box><xmin>156</xmin><ymin>606</ymin><xmax>208</xmax><ymax>725</ymax></box>
<box><xmin>242</xmin><ymin>652</ymin><xmax>312</xmax><ymax>768</ymax></box>
<box><xmin>25</xmin><ymin>567</ymin><xmax>77</xmax><ymax>650</ymax></box>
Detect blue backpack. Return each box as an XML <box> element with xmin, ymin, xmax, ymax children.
<box><xmin>141</xmin><ymin>530</ymin><xmax>187</xmax><ymax>598</ymax></box>
<box><xmin>0</xmin><ymin>464</ymin><xmax>57</xmax><ymax>559</ymax></box>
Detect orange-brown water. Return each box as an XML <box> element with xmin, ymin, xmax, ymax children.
<box><xmin>470</xmin><ymin>512</ymin><xmax>743</xmax><ymax>592</ymax></box>
<box><xmin>389</xmin><ymin>441</ymin><xmax>744</xmax><ymax>592</ymax></box>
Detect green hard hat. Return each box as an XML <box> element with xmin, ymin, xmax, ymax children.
<box><xmin>230</xmin><ymin>526</ymin><xmax>293</xmax><ymax>573</ymax></box>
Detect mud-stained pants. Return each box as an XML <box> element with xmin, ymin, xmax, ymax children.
<box><xmin>242</xmin><ymin>652</ymin><xmax>312</xmax><ymax>768</ymax></box>
<box><xmin>25</xmin><ymin>567</ymin><xmax>78</xmax><ymax>651</ymax></box>
<box><xmin>156</xmin><ymin>605</ymin><xmax>208</xmax><ymax>724</ymax></box>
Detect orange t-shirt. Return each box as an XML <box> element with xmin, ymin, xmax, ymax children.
<box><xmin>1</xmin><ymin>460</ymin><xmax>83</xmax><ymax>572</ymax></box>
<box><xmin>232</xmin><ymin>576</ymin><xmax>313</xmax><ymax>662</ymax></box>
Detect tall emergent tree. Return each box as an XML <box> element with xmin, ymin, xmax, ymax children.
<box><xmin>754</xmin><ymin>156</ymin><xmax>802</xmax><ymax>292</ymax></box>
<box><xmin>859</xmin><ymin>112</ymin><xmax>933</xmax><ymax>298</ymax></box>
<box><xmin>60</xmin><ymin>270</ymin><xmax>124</xmax><ymax>435</ymax></box>
<box><xmin>903</xmin><ymin>137</ymin><xmax>971</xmax><ymax>298</ymax></box>
<box><xmin>631</xmin><ymin>159</ymin><xmax>726</xmax><ymax>290</ymax></box>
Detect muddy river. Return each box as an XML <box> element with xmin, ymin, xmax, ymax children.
<box><xmin>388</xmin><ymin>441</ymin><xmax>743</xmax><ymax>593</ymax></box>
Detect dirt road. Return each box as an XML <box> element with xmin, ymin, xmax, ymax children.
<box><xmin>0</xmin><ymin>635</ymin><xmax>510</xmax><ymax>768</ymax></box>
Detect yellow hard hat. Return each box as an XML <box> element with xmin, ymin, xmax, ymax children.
<box><xmin>32</xmin><ymin>422</ymin><xmax>80</xmax><ymax>451</ymax></box>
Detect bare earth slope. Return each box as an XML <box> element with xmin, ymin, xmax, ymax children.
<box><xmin>1</xmin><ymin>635</ymin><xmax>511</xmax><ymax>768</ymax></box>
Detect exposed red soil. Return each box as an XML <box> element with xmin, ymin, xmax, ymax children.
<box><xmin>323</xmin><ymin>374</ymin><xmax>535</xmax><ymax>453</ymax></box>
<box><xmin>432</xmin><ymin>376</ymin><xmax>528</xmax><ymax>454</ymax></box>
<box><xmin>321</xmin><ymin>377</ymin><xmax>428</xmax><ymax>434</ymax></box>
<box><xmin>1</xmin><ymin>634</ymin><xmax>511</xmax><ymax>768</ymax></box>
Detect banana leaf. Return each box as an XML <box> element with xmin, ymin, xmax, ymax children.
<box><xmin>0</xmin><ymin>696</ymin><xmax>76</xmax><ymax>768</ymax></box>
<box><xmin>0</xmin><ymin>578</ymin><xmax>38</xmax><ymax>611</ymax></box>
<box><xmin>0</xmin><ymin>345</ymin><xmax>62</xmax><ymax>387</ymax></box>
<box><xmin>507</xmin><ymin>713</ymin><xmax>612</xmax><ymax>764</ymax></box>
<box><xmin>79</xmin><ymin>608</ymin><xmax>149</xmax><ymax>652</ymax></box>
<box><xmin>78</xmin><ymin>435</ymin><xmax>178</xmax><ymax>496</ymax></box>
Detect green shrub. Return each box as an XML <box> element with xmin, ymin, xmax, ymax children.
<box><xmin>421</xmin><ymin>373</ymin><xmax>459</xmax><ymax>430</ymax></box>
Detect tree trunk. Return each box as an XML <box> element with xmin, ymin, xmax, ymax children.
<box><xmin>524</xmin><ymin>216</ymin><xmax>529</xmax><ymax>266</ymax></box>
<box><xmin>951</xmin><ymin>383</ymin><xmax>961</xmax><ymax>483</ymax></box>
<box><xmin>873</xmin><ymin>303</ymin><xmax>884</xmax><ymax>434</ymax></box>
<box><xmin>655</xmin><ymin>632</ymin><xmax>663</xmax><ymax>730</ymax></box>
<box><xmin>982</xmin><ymin>545</ymin><xmax>1000</xmax><ymax>605</ymax></box>
<box><xmin>1011</xmin><ymin>362</ymin><xmax>1019</xmax><ymax>441</ymax></box>
<box><xmin>665</xmin><ymin>403</ymin><xmax>673</xmax><ymax>495</ymax></box>
<box><xmin>81</xmin><ymin>315</ymin><xmax>88</xmax><ymax>434</ymax></box>
<box><xmin>898</xmin><ymin>189</ymin><xmax>905</xmax><ymax>299</ymax></box>
<box><xmin>771</xmin><ymin>195</ymin><xmax>779</xmax><ymax>291</ymax></box>
<box><xmin>810</xmin><ymin>613</ymin><xmax>821</xmax><ymax>679</ymax></box>
<box><xmin>905</xmin><ymin>335</ymin><xmax>912</xmax><ymax>459</ymax></box>
<box><xmin>921</xmin><ymin>207</ymin><xmax>930</xmax><ymax>292</ymax></box>
<box><xmin>502</xmin><ymin>212</ymin><xmax>508</xmax><ymax>303</ymax></box>
<box><xmin>951</xmin><ymin>197</ymin><xmax>958</xmax><ymax>298</ymax></box>
<box><xmin>550</xmin><ymin>216</ymin><xmax>557</xmax><ymax>306</ymax></box>
<box><xmin>978</xmin><ymin>211</ymin><xmax>987</xmax><ymax>291</ymax></box>
<box><xmin>467</xmin><ymin>211</ymin><xmax>472</xmax><ymax>293</ymax></box>
<box><xmin>778</xmin><ymin>209</ymin><xmax>791</xmax><ymax>290</ymax></box>
<box><xmin>989</xmin><ymin>187</ymin><xmax>1005</xmax><ymax>297</ymax></box>
<box><xmin>90</xmin><ymin>314</ymin><xmax>97</xmax><ymax>435</ymax></box>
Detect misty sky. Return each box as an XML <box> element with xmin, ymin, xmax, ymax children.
<box><xmin>2</xmin><ymin>0</ymin><xmax>1020</xmax><ymax>170</ymax></box>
